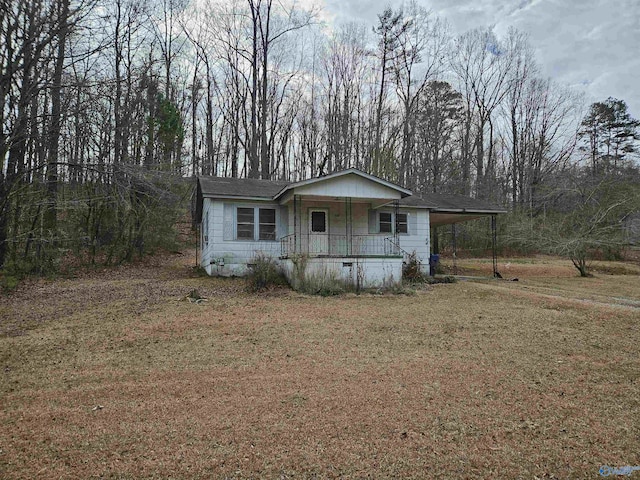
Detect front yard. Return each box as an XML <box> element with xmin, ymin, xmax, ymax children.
<box><xmin>1</xmin><ymin>253</ymin><xmax>639</xmax><ymax>478</ymax></box>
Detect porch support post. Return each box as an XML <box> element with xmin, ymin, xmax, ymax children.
<box><xmin>393</xmin><ymin>199</ymin><xmax>399</xmax><ymax>245</ymax></box>
<box><xmin>346</xmin><ymin>197</ymin><xmax>352</xmax><ymax>256</ymax></box>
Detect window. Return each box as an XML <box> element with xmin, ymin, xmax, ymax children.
<box><xmin>378</xmin><ymin>211</ymin><xmax>409</xmax><ymax>234</ymax></box>
<box><xmin>236</xmin><ymin>206</ymin><xmax>277</xmax><ymax>241</ymax></box>
<box><xmin>379</xmin><ymin>212</ymin><xmax>392</xmax><ymax>233</ymax></box>
<box><xmin>259</xmin><ymin>208</ymin><xmax>276</xmax><ymax>240</ymax></box>
<box><xmin>396</xmin><ymin>213</ymin><xmax>408</xmax><ymax>234</ymax></box>
<box><xmin>237</xmin><ymin>207</ymin><xmax>255</xmax><ymax>239</ymax></box>
<box><xmin>311</xmin><ymin>210</ymin><xmax>327</xmax><ymax>233</ymax></box>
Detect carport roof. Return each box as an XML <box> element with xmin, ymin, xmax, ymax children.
<box><xmin>400</xmin><ymin>192</ymin><xmax>506</xmax><ymax>214</ymax></box>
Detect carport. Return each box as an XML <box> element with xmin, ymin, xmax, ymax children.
<box><xmin>401</xmin><ymin>192</ymin><xmax>507</xmax><ymax>277</ymax></box>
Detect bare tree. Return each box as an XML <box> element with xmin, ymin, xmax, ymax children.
<box><xmin>391</xmin><ymin>2</ymin><xmax>448</xmax><ymax>187</ymax></box>
<box><xmin>451</xmin><ymin>28</ymin><xmax>512</xmax><ymax>198</ymax></box>
<box><xmin>321</xmin><ymin>22</ymin><xmax>370</xmax><ymax>174</ymax></box>
<box><xmin>503</xmin><ymin>28</ymin><xmax>537</xmax><ymax>207</ymax></box>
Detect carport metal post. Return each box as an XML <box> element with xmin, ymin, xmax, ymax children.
<box><xmin>491</xmin><ymin>214</ymin><xmax>500</xmax><ymax>278</ymax></box>
<box><xmin>451</xmin><ymin>223</ymin><xmax>457</xmax><ymax>275</ymax></box>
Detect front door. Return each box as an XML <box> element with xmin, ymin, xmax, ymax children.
<box><xmin>309</xmin><ymin>209</ymin><xmax>329</xmax><ymax>255</ymax></box>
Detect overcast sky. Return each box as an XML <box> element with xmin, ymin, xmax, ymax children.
<box><xmin>319</xmin><ymin>0</ymin><xmax>640</xmax><ymax>118</ymax></box>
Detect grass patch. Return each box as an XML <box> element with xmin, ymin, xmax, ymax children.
<box><xmin>1</xmin><ymin>253</ymin><xmax>639</xmax><ymax>478</ymax></box>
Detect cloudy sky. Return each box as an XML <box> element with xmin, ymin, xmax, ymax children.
<box><xmin>320</xmin><ymin>0</ymin><xmax>640</xmax><ymax>118</ymax></box>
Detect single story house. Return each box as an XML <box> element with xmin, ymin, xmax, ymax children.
<box><xmin>193</xmin><ymin>168</ymin><xmax>504</xmax><ymax>288</ymax></box>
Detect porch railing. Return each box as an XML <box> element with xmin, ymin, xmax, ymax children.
<box><xmin>280</xmin><ymin>234</ymin><xmax>401</xmax><ymax>258</ymax></box>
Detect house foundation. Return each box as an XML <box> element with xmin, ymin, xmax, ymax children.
<box><xmin>280</xmin><ymin>256</ymin><xmax>403</xmax><ymax>289</ymax></box>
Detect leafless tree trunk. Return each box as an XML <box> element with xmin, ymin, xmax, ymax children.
<box><xmin>451</xmin><ymin>28</ymin><xmax>512</xmax><ymax>198</ymax></box>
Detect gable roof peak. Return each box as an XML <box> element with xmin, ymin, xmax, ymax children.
<box><xmin>273</xmin><ymin>168</ymin><xmax>412</xmax><ymax>199</ymax></box>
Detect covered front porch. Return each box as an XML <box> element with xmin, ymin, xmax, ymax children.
<box><xmin>277</xmin><ymin>194</ymin><xmax>406</xmax><ymax>288</ymax></box>
<box><xmin>280</xmin><ymin>233</ymin><xmax>401</xmax><ymax>258</ymax></box>
<box><xmin>270</xmin><ymin>169</ymin><xmax>420</xmax><ymax>288</ymax></box>
<box><xmin>278</xmin><ymin>194</ymin><xmax>404</xmax><ymax>259</ymax></box>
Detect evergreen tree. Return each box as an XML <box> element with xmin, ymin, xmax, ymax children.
<box><xmin>579</xmin><ymin>97</ymin><xmax>640</xmax><ymax>174</ymax></box>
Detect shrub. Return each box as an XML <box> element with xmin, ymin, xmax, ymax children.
<box><xmin>0</xmin><ymin>273</ymin><xmax>19</xmax><ymax>292</ymax></box>
<box><xmin>402</xmin><ymin>251</ymin><xmax>426</xmax><ymax>282</ymax></box>
<box><xmin>246</xmin><ymin>254</ymin><xmax>288</xmax><ymax>292</ymax></box>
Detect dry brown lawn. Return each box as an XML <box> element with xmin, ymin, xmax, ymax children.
<box><xmin>1</xmin><ymin>252</ymin><xmax>639</xmax><ymax>479</ymax></box>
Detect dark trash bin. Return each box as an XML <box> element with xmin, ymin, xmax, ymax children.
<box><xmin>429</xmin><ymin>254</ymin><xmax>440</xmax><ymax>276</ymax></box>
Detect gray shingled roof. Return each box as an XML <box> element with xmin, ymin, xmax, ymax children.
<box><xmin>195</xmin><ymin>174</ymin><xmax>505</xmax><ymax>222</ymax></box>
<box><xmin>198</xmin><ymin>176</ymin><xmax>289</xmax><ymax>199</ymax></box>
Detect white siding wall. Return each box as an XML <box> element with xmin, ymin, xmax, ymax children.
<box><xmin>201</xmin><ymin>199</ymin><xmax>281</xmax><ymax>276</ymax></box>
<box><xmin>293</xmin><ymin>174</ymin><xmax>402</xmax><ymax>199</ymax></box>
<box><xmin>200</xmin><ymin>196</ymin><xmax>432</xmax><ymax>278</ymax></box>
<box><xmin>398</xmin><ymin>208</ymin><xmax>430</xmax><ymax>273</ymax></box>
<box><xmin>352</xmin><ymin>202</ymin><xmax>370</xmax><ymax>235</ymax></box>
<box><xmin>361</xmin><ymin>205</ymin><xmax>430</xmax><ymax>273</ymax></box>
<box><xmin>286</xmin><ymin>200</ymin><xmax>370</xmax><ymax>237</ymax></box>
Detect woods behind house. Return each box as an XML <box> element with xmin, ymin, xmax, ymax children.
<box><xmin>1</xmin><ymin>0</ymin><xmax>639</xmax><ymax>279</ymax></box>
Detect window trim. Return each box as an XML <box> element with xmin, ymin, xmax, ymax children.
<box><xmin>236</xmin><ymin>207</ymin><xmax>255</xmax><ymax>240</ymax></box>
<box><xmin>235</xmin><ymin>205</ymin><xmax>278</xmax><ymax>242</ymax></box>
<box><xmin>396</xmin><ymin>212</ymin><xmax>408</xmax><ymax>234</ymax></box>
<box><xmin>309</xmin><ymin>208</ymin><xmax>329</xmax><ymax>234</ymax></box>
<box><xmin>379</xmin><ymin>211</ymin><xmax>392</xmax><ymax>233</ymax></box>
<box><xmin>378</xmin><ymin>210</ymin><xmax>410</xmax><ymax>235</ymax></box>
<box><xmin>258</xmin><ymin>207</ymin><xmax>277</xmax><ymax>241</ymax></box>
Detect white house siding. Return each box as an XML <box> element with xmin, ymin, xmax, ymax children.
<box><xmin>200</xmin><ymin>198</ymin><xmax>281</xmax><ymax>276</ymax></box>
<box><xmin>200</xmin><ymin>196</ymin><xmax>432</xmax><ymax>280</ymax></box>
<box><xmin>287</xmin><ymin>199</ymin><xmax>369</xmax><ymax>237</ymax></box>
<box><xmin>397</xmin><ymin>208</ymin><xmax>430</xmax><ymax>274</ymax></box>
<box><xmin>292</xmin><ymin>174</ymin><xmax>403</xmax><ymax>200</ymax></box>
<box><xmin>351</xmin><ymin>202</ymin><xmax>370</xmax><ymax>235</ymax></box>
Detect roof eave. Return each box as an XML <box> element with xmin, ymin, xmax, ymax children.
<box><xmin>431</xmin><ymin>208</ymin><xmax>507</xmax><ymax>214</ymax></box>
<box><xmin>200</xmin><ymin>193</ymin><xmax>278</xmax><ymax>202</ymax></box>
